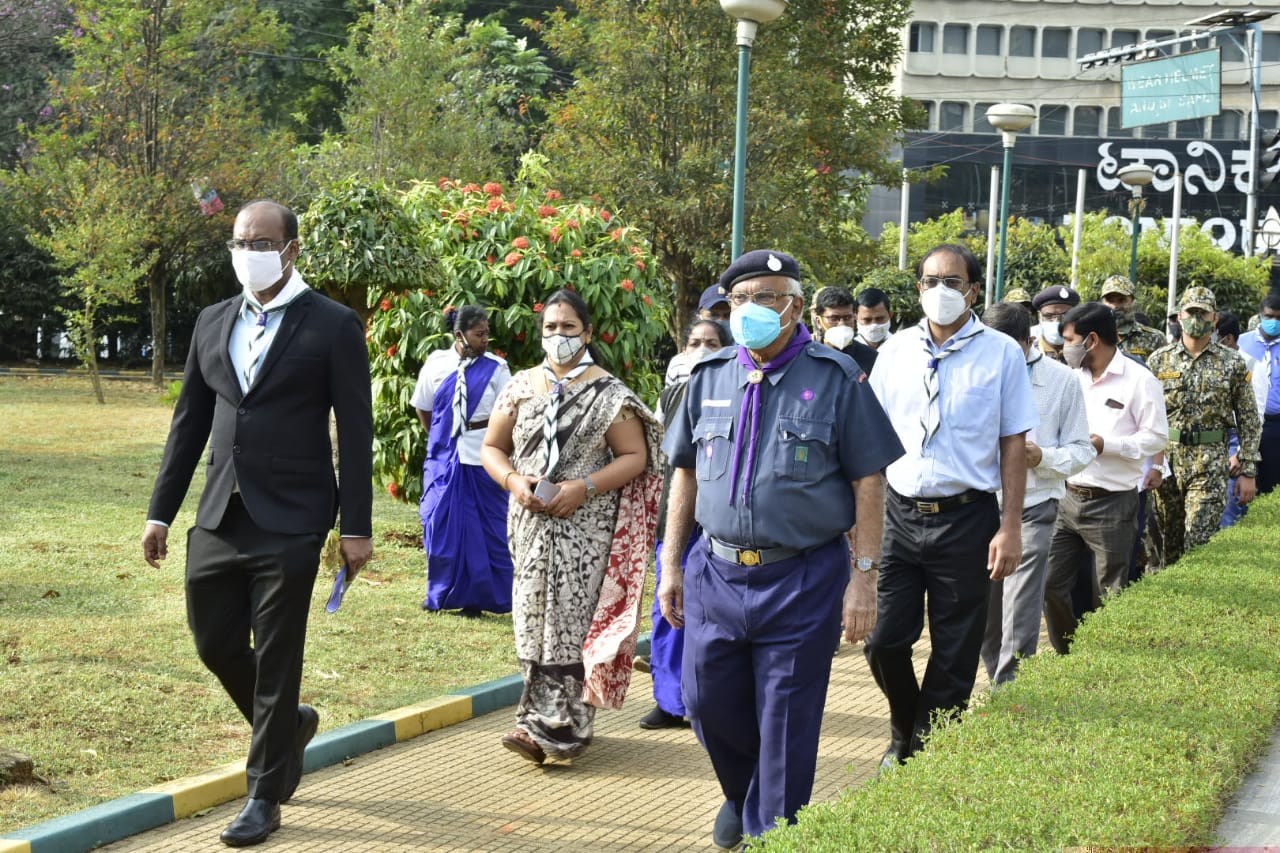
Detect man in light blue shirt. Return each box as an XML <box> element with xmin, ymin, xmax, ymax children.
<box><xmin>1237</xmin><ymin>292</ymin><xmax>1280</xmax><ymax>495</ymax></box>
<box><xmin>866</xmin><ymin>243</ymin><xmax>1037</xmax><ymax>769</ymax></box>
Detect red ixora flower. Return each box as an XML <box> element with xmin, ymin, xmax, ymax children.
<box><xmin>566</xmin><ymin>219</ymin><xmax>580</xmax><ymax>230</ymax></box>
<box><xmin>570</xmin><ymin>248</ymin><xmax>582</xmax><ymax>258</ymax></box>
<box><xmin>486</xmin><ymin>255</ymin><xmax>496</xmax><ymax>264</ymax></box>
<box><xmin>635</xmin><ymin>259</ymin><xmax>646</xmax><ymax>271</ymax></box>
<box><xmin>421</xmin><ymin>289</ymin><xmax>434</xmax><ymax>297</ymax></box>
<box><xmin>380</xmin><ymin>298</ymin><xmax>392</xmax><ymax>311</ymax></box>
<box><xmin>609</xmin><ymin>228</ymin><xmax>623</xmax><ymax>242</ymax></box>
<box><xmin>600</xmin><ymin>331</ymin><xmax>617</xmax><ymax>344</ymax></box>
<box><xmin>643</xmin><ymin>294</ymin><xmax>653</xmax><ymax>306</ymax></box>
<box><xmin>533</xmin><ymin>302</ymin><xmax>545</xmax><ymax>312</ymax></box>
<box><xmin>483</xmin><ymin>182</ymin><xmax>503</xmax><ymax>196</ymax></box>
<box><xmin>511</xmin><ymin>236</ymin><xmax>530</xmax><ymax>249</ymax></box>
<box><xmin>550</xmin><ymin>226</ymin><xmax>562</xmax><ymax>243</ymax></box>
<box><xmin>388</xmin><ymin>482</ymin><xmax>402</xmax><ymax>499</ymax></box>
<box><xmin>486</xmin><ymin>197</ymin><xmax>504</xmax><ymax>213</ymax></box>
<box><xmin>505</xmin><ymin>251</ymin><xmax>523</xmax><ymax>266</ymax></box>
<box><xmin>537</xmin><ymin>205</ymin><xmax>558</xmax><ymax>217</ymax></box>
<box><xmin>619</xmin><ymin>279</ymin><xmax>635</xmax><ymax>291</ymax></box>
<box><xmin>387</xmin><ymin>344</ymin><xmax>399</xmax><ymax>357</ymax></box>
<box><xmin>437</xmin><ymin>178</ymin><xmax>453</xmax><ymax>189</ymax></box>
<box><xmin>545</xmin><ymin>190</ymin><xmax>562</xmax><ymax>201</ymax></box>
<box><xmin>600</xmin><ymin>209</ymin><xmax>612</xmax><ymax>222</ymax></box>
<box><xmin>462</xmin><ymin>182</ymin><xmax>481</xmax><ymax>194</ymax></box>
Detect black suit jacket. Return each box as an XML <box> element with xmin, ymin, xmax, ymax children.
<box><xmin>148</xmin><ymin>286</ymin><xmax>373</xmax><ymax>537</ymax></box>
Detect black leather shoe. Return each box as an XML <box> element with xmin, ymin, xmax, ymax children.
<box><xmin>219</xmin><ymin>798</ymin><xmax>280</xmax><ymax>847</ymax></box>
<box><xmin>638</xmin><ymin>705</ymin><xmax>690</xmax><ymax>730</ymax></box>
<box><xmin>878</xmin><ymin>743</ymin><xmax>906</xmax><ymax>775</ymax></box>
<box><xmin>281</xmin><ymin>705</ymin><xmax>319</xmax><ymax>803</ymax></box>
<box><xmin>712</xmin><ymin>798</ymin><xmax>744</xmax><ymax>850</ymax></box>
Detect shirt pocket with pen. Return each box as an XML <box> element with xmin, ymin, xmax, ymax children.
<box><xmin>774</xmin><ymin>415</ymin><xmax>834</xmax><ymax>481</ymax></box>
<box><xmin>694</xmin><ymin>416</ymin><xmax>734</xmax><ymax>481</ymax></box>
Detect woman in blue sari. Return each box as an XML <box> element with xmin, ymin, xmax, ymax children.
<box><xmin>411</xmin><ymin>305</ymin><xmax>513</xmax><ymax>615</ymax></box>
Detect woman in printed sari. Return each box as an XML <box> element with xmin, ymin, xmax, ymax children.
<box><xmin>481</xmin><ymin>289</ymin><xmax>662</xmax><ymax>764</ymax></box>
<box><xmin>412</xmin><ymin>305</ymin><xmax>513</xmax><ymax>616</ymax></box>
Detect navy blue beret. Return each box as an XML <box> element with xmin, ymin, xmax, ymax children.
<box><xmin>717</xmin><ymin>249</ymin><xmax>802</xmax><ymax>291</ymax></box>
<box><xmin>1031</xmin><ymin>285</ymin><xmax>1080</xmax><ymax>311</ymax></box>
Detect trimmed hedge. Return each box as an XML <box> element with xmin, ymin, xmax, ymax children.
<box><xmin>762</xmin><ymin>494</ymin><xmax>1280</xmax><ymax>851</ymax></box>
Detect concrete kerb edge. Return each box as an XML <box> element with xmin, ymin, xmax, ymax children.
<box><xmin>0</xmin><ymin>632</ymin><xmax>653</xmax><ymax>853</ymax></box>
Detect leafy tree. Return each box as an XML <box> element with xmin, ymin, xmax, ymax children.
<box><xmin>28</xmin><ymin>161</ymin><xmax>155</xmax><ymax>402</ymax></box>
<box><xmin>535</xmin><ymin>0</ymin><xmax>918</xmax><ymax>340</ymax></box>
<box><xmin>15</xmin><ymin>0</ymin><xmax>294</xmax><ymax>386</ymax></box>
<box><xmin>315</xmin><ymin>3</ymin><xmax>552</xmax><ymax>186</ymax></box>
<box><xmin>0</xmin><ymin>180</ymin><xmax>64</xmax><ymax>361</ymax></box>
<box><xmin>0</xmin><ymin>0</ymin><xmax>73</xmax><ymax>167</ymax></box>
<box><xmin>366</xmin><ymin>154</ymin><xmax>668</xmax><ymax>502</ymax></box>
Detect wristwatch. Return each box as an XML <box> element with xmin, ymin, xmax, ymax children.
<box><xmin>855</xmin><ymin>557</ymin><xmax>879</xmax><ymax>573</ymax></box>
<box><xmin>584</xmin><ymin>475</ymin><xmax>598</xmax><ymax>498</ymax></box>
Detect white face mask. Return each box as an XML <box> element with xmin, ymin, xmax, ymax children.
<box><xmin>921</xmin><ymin>285</ymin><xmax>969</xmax><ymax>326</ymax></box>
<box><xmin>232</xmin><ymin>246</ymin><xmax>289</xmax><ymax>291</ymax></box>
<box><xmin>823</xmin><ymin>324</ymin><xmax>856</xmax><ymax>349</ymax></box>
<box><xmin>858</xmin><ymin>321</ymin><xmax>890</xmax><ymax>343</ymax></box>
<box><xmin>542</xmin><ymin>333</ymin><xmax>585</xmax><ymax>365</ymax></box>
<box><xmin>1039</xmin><ymin>320</ymin><xmax>1064</xmax><ymax>346</ymax></box>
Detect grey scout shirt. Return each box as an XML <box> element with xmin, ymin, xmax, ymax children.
<box><xmin>663</xmin><ymin>342</ymin><xmax>904</xmax><ymax>551</ymax></box>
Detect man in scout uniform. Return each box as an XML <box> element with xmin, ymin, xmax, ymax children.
<box><xmin>1147</xmin><ymin>286</ymin><xmax>1262</xmax><ymax>564</ymax></box>
<box><xmin>1100</xmin><ymin>274</ymin><xmax>1166</xmax><ymax>363</ymax></box>
<box><xmin>659</xmin><ymin>249</ymin><xmax>903</xmax><ymax>849</ymax></box>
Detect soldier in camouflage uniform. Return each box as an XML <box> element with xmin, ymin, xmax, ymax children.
<box><xmin>1101</xmin><ymin>275</ymin><xmax>1167</xmax><ymax>363</ymax></box>
<box><xmin>1002</xmin><ymin>287</ymin><xmax>1035</xmax><ymax>322</ymax></box>
<box><xmin>1147</xmin><ymin>286</ymin><xmax>1262</xmax><ymax>565</ymax></box>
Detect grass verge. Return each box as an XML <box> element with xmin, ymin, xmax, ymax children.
<box><xmin>0</xmin><ymin>376</ymin><xmax>594</xmax><ymax>831</ymax></box>
<box><xmin>760</xmin><ymin>492</ymin><xmax>1280</xmax><ymax>851</ymax></box>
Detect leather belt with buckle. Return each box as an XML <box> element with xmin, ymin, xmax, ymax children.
<box><xmin>708</xmin><ymin>537</ymin><xmax>802</xmax><ymax>566</ymax></box>
<box><xmin>1167</xmin><ymin>426</ymin><xmax>1225</xmax><ymax>446</ymax></box>
<box><xmin>466</xmin><ymin>418</ymin><xmax>490</xmax><ymax>431</ymax></box>
<box><xmin>890</xmin><ymin>488</ymin><xmax>985</xmax><ymax>515</ymax></box>
<box><xmin>1066</xmin><ymin>483</ymin><xmax>1121</xmax><ymax>500</ymax></box>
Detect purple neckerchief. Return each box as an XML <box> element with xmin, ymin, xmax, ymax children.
<box><xmin>729</xmin><ymin>323</ymin><xmax>813</xmax><ymax>505</ymax></box>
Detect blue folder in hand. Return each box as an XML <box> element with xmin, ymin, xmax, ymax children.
<box><xmin>326</xmin><ymin>565</ymin><xmax>350</xmax><ymax>614</ymax></box>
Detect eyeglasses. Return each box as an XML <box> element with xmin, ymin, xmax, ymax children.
<box><xmin>919</xmin><ymin>276</ymin><xmax>969</xmax><ymax>291</ymax></box>
<box><xmin>225</xmin><ymin>239</ymin><xmax>291</xmax><ymax>252</ymax></box>
<box><xmin>1040</xmin><ymin>309</ymin><xmax>1069</xmax><ymax>322</ymax></box>
<box><xmin>728</xmin><ymin>290</ymin><xmax>794</xmax><ymax>307</ymax></box>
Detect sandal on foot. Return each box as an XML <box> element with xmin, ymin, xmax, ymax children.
<box><xmin>501</xmin><ymin>730</ymin><xmax>545</xmax><ymax>764</ymax></box>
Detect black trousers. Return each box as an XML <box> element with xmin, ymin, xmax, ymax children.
<box><xmin>864</xmin><ymin>492</ymin><xmax>999</xmax><ymax>759</ymax></box>
<box><xmin>1260</xmin><ymin>418</ymin><xmax>1280</xmax><ymax>495</ymax></box>
<box><xmin>185</xmin><ymin>495</ymin><xmax>323</xmax><ymax>800</ymax></box>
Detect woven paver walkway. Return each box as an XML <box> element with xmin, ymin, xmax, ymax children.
<box><xmin>99</xmin><ymin>641</ymin><xmax>935</xmax><ymax>852</ymax></box>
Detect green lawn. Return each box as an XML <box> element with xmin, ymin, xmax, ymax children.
<box><xmin>0</xmin><ymin>375</ymin><xmax>555</xmax><ymax>831</ymax></box>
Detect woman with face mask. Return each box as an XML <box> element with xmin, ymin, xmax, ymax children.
<box><xmin>411</xmin><ymin>305</ymin><xmax>513</xmax><ymax>617</ymax></box>
<box><xmin>481</xmin><ymin>288</ymin><xmax>663</xmax><ymax>765</ymax></box>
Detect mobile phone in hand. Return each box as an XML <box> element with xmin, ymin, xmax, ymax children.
<box><xmin>533</xmin><ymin>479</ymin><xmax>561</xmax><ymax>503</ymax></box>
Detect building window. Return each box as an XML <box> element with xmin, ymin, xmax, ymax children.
<box><xmin>940</xmin><ymin>101</ymin><xmax>968</xmax><ymax>132</ymax></box>
<box><xmin>1211</xmin><ymin>111</ymin><xmax>1243</xmax><ymax>140</ymax></box>
<box><xmin>1263</xmin><ymin>110</ymin><xmax>1280</xmax><ymax>131</ymax></box>
<box><xmin>1112</xmin><ymin>29</ymin><xmax>1140</xmax><ymax>49</ymax></box>
<box><xmin>1179</xmin><ymin>32</ymin><xmax>1210</xmax><ymax>54</ymax></box>
<box><xmin>1077</xmin><ymin>29</ymin><xmax>1105</xmax><ymax>59</ymax></box>
<box><xmin>1010</xmin><ymin>26</ymin><xmax>1036</xmax><ymax>57</ymax></box>
<box><xmin>1146</xmin><ymin>29</ymin><xmax>1175</xmax><ymax>44</ymax></box>
<box><xmin>974</xmin><ymin>103</ymin><xmax>997</xmax><ymax>133</ymax></box>
<box><xmin>1217</xmin><ymin>34</ymin><xmax>1245</xmax><ymax>62</ymax></box>
<box><xmin>1042</xmin><ymin>28</ymin><xmax>1071</xmax><ymax>59</ymax></box>
<box><xmin>1107</xmin><ymin>106</ymin><xmax>1133</xmax><ymax>137</ymax></box>
<box><xmin>1176</xmin><ymin>118</ymin><xmax>1205</xmax><ymax>139</ymax></box>
<box><xmin>1074</xmin><ymin>106</ymin><xmax>1102</xmax><ymax>137</ymax></box>
<box><xmin>1263</xmin><ymin>33</ymin><xmax>1280</xmax><ymax>63</ymax></box>
<box><xmin>909</xmin><ymin>22</ymin><xmax>936</xmax><ymax>53</ymax></box>
<box><xmin>1039</xmin><ymin>104</ymin><xmax>1068</xmax><ymax>135</ymax></box>
<box><xmin>943</xmin><ymin>24</ymin><xmax>970</xmax><ymax>55</ymax></box>
<box><xmin>918</xmin><ymin>100</ymin><xmax>935</xmax><ymax>128</ymax></box>
<box><xmin>976</xmin><ymin>25</ymin><xmax>1002</xmax><ymax>56</ymax></box>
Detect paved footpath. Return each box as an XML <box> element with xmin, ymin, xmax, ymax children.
<box><xmin>100</xmin><ymin>642</ymin><xmax>923</xmax><ymax>852</ymax></box>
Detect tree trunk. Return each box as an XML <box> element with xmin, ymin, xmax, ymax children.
<box><xmin>149</xmin><ymin>263</ymin><xmax>166</xmax><ymax>388</ymax></box>
<box><xmin>88</xmin><ymin>350</ymin><xmax>104</xmax><ymax>404</ymax></box>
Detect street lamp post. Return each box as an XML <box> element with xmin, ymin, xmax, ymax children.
<box><xmin>985</xmin><ymin>104</ymin><xmax>1036</xmax><ymax>300</ymax></box>
<box><xmin>719</xmin><ymin>0</ymin><xmax>787</xmax><ymax>260</ymax></box>
<box><xmin>1117</xmin><ymin>162</ymin><xmax>1156</xmax><ymax>284</ymax></box>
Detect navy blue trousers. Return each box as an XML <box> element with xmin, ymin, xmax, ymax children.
<box><xmin>681</xmin><ymin>534</ymin><xmax>848</xmax><ymax>839</ymax></box>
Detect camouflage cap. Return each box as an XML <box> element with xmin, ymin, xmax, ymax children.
<box><xmin>1100</xmin><ymin>274</ymin><xmax>1135</xmax><ymax>297</ymax></box>
<box><xmin>1003</xmin><ymin>287</ymin><xmax>1032</xmax><ymax>304</ymax></box>
<box><xmin>1179</xmin><ymin>285</ymin><xmax>1216</xmax><ymax>312</ymax></box>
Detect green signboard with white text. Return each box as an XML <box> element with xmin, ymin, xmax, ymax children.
<box><xmin>1121</xmin><ymin>48</ymin><xmax>1221</xmax><ymax>129</ymax></box>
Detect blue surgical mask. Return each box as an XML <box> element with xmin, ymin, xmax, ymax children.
<box><xmin>1261</xmin><ymin>317</ymin><xmax>1280</xmax><ymax>338</ymax></box>
<box><xmin>730</xmin><ymin>301</ymin><xmax>793</xmax><ymax>350</ymax></box>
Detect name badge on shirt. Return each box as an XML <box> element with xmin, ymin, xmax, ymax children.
<box><xmin>1105</xmin><ymin>398</ymin><xmax>1124</xmax><ymax>410</ymax></box>
<box><xmin>1157</xmin><ymin>371</ymin><xmax>1181</xmax><ymax>380</ymax></box>
<box><xmin>703</xmin><ymin>399</ymin><xmax>732</xmax><ymax>407</ymax></box>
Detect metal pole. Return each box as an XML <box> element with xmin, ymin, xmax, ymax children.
<box><xmin>1167</xmin><ymin>170</ymin><xmax>1183</xmax><ymax>334</ymax></box>
<box><xmin>1128</xmin><ymin>188</ymin><xmax>1142</xmax><ymax>283</ymax></box>
<box><xmin>730</xmin><ymin>35</ymin><xmax>754</xmax><ymax>260</ymax></box>
<box><xmin>898</xmin><ymin>168</ymin><xmax>910</xmax><ymax>271</ymax></box>
<box><xmin>985</xmin><ymin>166</ymin><xmax>999</xmax><ymax>307</ymax></box>
<box><xmin>995</xmin><ymin>136</ymin><xmax>1016</xmax><ymax>301</ymax></box>
<box><xmin>1247</xmin><ymin>23</ymin><xmax>1262</xmax><ymax>258</ymax></box>
<box><xmin>1070</xmin><ymin>168</ymin><xmax>1086</xmax><ymax>289</ymax></box>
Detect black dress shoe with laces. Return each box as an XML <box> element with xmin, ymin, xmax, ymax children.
<box><xmin>281</xmin><ymin>705</ymin><xmax>319</xmax><ymax>803</ymax></box>
<box><xmin>220</xmin><ymin>798</ymin><xmax>281</xmax><ymax>847</ymax></box>
<box><xmin>638</xmin><ymin>705</ymin><xmax>690</xmax><ymax>730</ymax></box>
<box><xmin>712</xmin><ymin>798</ymin><xmax>744</xmax><ymax>850</ymax></box>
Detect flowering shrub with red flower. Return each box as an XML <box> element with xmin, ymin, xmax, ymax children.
<box><xmin>363</xmin><ymin>158</ymin><xmax>669</xmax><ymax>503</ymax></box>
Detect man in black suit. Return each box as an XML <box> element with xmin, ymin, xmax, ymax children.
<box><xmin>142</xmin><ymin>200</ymin><xmax>373</xmax><ymax>847</ymax></box>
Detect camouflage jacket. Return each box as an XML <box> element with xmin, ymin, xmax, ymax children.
<box><xmin>1116</xmin><ymin>323</ymin><xmax>1167</xmax><ymax>363</ymax></box>
<box><xmin>1146</xmin><ymin>340</ymin><xmax>1262</xmax><ymax>475</ymax></box>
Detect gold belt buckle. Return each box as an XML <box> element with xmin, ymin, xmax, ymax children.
<box><xmin>739</xmin><ymin>549</ymin><xmax>762</xmax><ymax>566</ymax></box>
<box><xmin>915</xmin><ymin>500</ymin><xmax>941</xmax><ymax>514</ymax></box>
